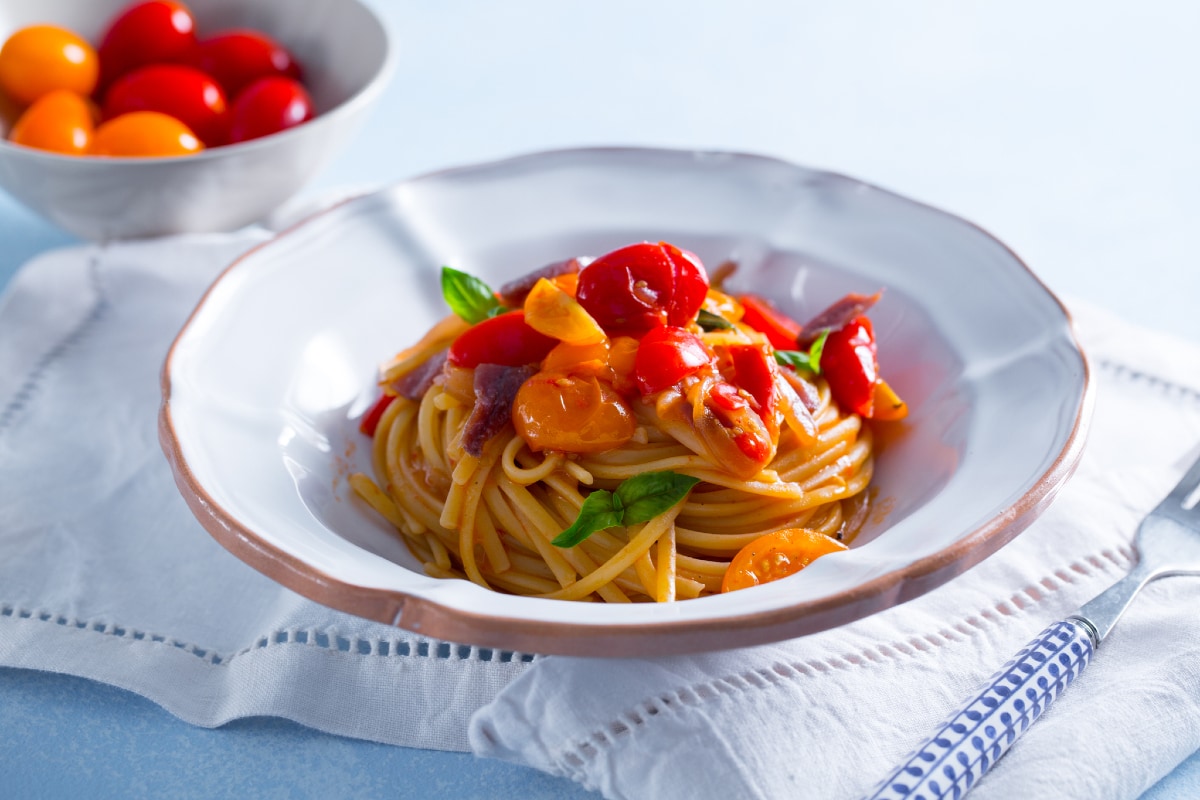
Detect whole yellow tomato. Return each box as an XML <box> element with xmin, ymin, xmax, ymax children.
<box><xmin>91</xmin><ymin>111</ymin><xmax>204</xmax><ymax>157</ymax></box>
<box><xmin>9</xmin><ymin>90</ymin><xmax>95</xmax><ymax>155</ymax></box>
<box><xmin>0</xmin><ymin>25</ymin><xmax>99</xmax><ymax>105</ymax></box>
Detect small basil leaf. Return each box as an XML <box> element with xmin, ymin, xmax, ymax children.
<box><xmin>807</xmin><ymin>329</ymin><xmax>829</xmax><ymax>373</ymax></box>
<box><xmin>774</xmin><ymin>330</ymin><xmax>830</xmax><ymax>375</ymax></box>
<box><xmin>774</xmin><ymin>349</ymin><xmax>815</xmax><ymax>371</ymax></box>
<box><xmin>697</xmin><ymin>309</ymin><xmax>733</xmax><ymax>331</ymax></box>
<box><xmin>615</xmin><ymin>471</ymin><xmax>701</xmax><ymax>525</ymax></box>
<box><xmin>551</xmin><ymin>490</ymin><xmax>623</xmax><ymax>548</ymax></box>
<box><xmin>441</xmin><ymin>266</ymin><xmax>502</xmax><ymax>324</ymax></box>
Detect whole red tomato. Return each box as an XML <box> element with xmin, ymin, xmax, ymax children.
<box><xmin>576</xmin><ymin>242</ymin><xmax>709</xmax><ymax>337</ymax></box>
<box><xmin>189</xmin><ymin>30</ymin><xmax>302</xmax><ymax>99</ymax></box>
<box><xmin>103</xmin><ymin>64</ymin><xmax>228</xmax><ymax>146</ymax></box>
<box><xmin>97</xmin><ymin>1</ymin><xmax>197</xmax><ymax>93</ymax></box>
<box><xmin>228</xmin><ymin>76</ymin><xmax>314</xmax><ymax>143</ymax></box>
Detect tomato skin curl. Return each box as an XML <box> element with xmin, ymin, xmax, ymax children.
<box><xmin>738</xmin><ymin>295</ymin><xmax>801</xmax><ymax>351</ymax></box>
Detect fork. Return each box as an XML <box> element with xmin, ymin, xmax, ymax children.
<box><xmin>864</xmin><ymin>454</ymin><xmax>1200</xmax><ymax>800</ymax></box>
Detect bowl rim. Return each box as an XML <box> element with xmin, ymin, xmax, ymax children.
<box><xmin>0</xmin><ymin>0</ymin><xmax>396</xmax><ymax>164</ymax></box>
<box><xmin>158</xmin><ymin>145</ymin><xmax>1094</xmax><ymax>656</ymax></box>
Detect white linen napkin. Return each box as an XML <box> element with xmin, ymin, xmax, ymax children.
<box><xmin>2</xmin><ymin>227</ymin><xmax>1198</xmax><ymax>799</ymax></box>
<box><xmin>0</xmin><ymin>232</ymin><xmax>535</xmax><ymax>752</ymax></box>
<box><xmin>469</xmin><ymin>303</ymin><xmax>1200</xmax><ymax>799</ymax></box>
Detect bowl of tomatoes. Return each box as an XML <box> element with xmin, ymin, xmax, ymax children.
<box><xmin>0</xmin><ymin>0</ymin><xmax>392</xmax><ymax>240</ymax></box>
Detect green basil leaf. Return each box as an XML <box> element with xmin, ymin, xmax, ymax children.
<box><xmin>614</xmin><ymin>470</ymin><xmax>701</xmax><ymax>526</ymax></box>
<box><xmin>441</xmin><ymin>266</ymin><xmax>502</xmax><ymax>324</ymax></box>
<box><xmin>807</xmin><ymin>329</ymin><xmax>829</xmax><ymax>373</ymax></box>
<box><xmin>774</xmin><ymin>330</ymin><xmax>830</xmax><ymax>374</ymax></box>
<box><xmin>774</xmin><ymin>349</ymin><xmax>815</xmax><ymax>371</ymax></box>
<box><xmin>551</xmin><ymin>490</ymin><xmax>624</xmax><ymax>548</ymax></box>
<box><xmin>697</xmin><ymin>309</ymin><xmax>733</xmax><ymax>331</ymax></box>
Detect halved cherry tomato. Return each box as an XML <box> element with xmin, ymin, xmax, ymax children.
<box><xmin>188</xmin><ymin>29</ymin><xmax>302</xmax><ymax>99</ymax></box>
<box><xmin>721</xmin><ymin>527</ymin><xmax>847</xmax><ymax>593</ymax></box>
<box><xmin>97</xmin><ymin>1</ymin><xmax>197</xmax><ymax>92</ymax></box>
<box><xmin>447</xmin><ymin>310</ymin><xmax>557</xmax><ymax>369</ymax></box>
<box><xmin>523</xmin><ymin>278</ymin><xmax>606</xmax><ymax>345</ymax></box>
<box><xmin>634</xmin><ymin>325</ymin><xmax>713</xmax><ymax>395</ymax></box>
<box><xmin>103</xmin><ymin>65</ymin><xmax>228</xmax><ymax>147</ymax></box>
<box><xmin>738</xmin><ymin>295</ymin><xmax>801</xmax><ymax>351</ymax></box>
<box><xmin>91</xmin><ymin>111</ymin><xmax>203</xmax><ymax>157</ymax></box>
<box><xmin>359</xmin><ymin>393</ymin><xmax>397</xmax><ymax>436</ymax></box>
<box><xmin>576</xmin><ymin>242</ymin><xmax>709</xmax><ymax>336</ymax></box>
<box><xmin>227</xmin><ymin>76</ymin><xmax>313</xmax><ymax>143</ymax></box>
<box><xmin>513</xmin><ymin>372</ymin><xmax>635</xmax><ymax>453</ymax></box>
<box><xmin>9</xmin><ymin>90</ymin><xmax>94</xmax><ymax>155</ymax></box>
<box><xmin>0</xmin><ymin>25</ymin><xmax>99</xmax><ymax>104</ymax></box>
<box><xmin>871</xmin><ymin>379</ymin><xmax>908</xmax><ymax>422</ymax></box>
<box><xmin>820</xmin><ymin>316</ymin><xmax>877</xmax><ymax>417</ymax></box>
<box><xmin>707</xmin><ymin>383</ymin><xmax>774</xmax><ymax>464</ymax></box>
<box><xmin>728</xmin><ymin>344</ymin><xmax>778</xmax><ymax>421</ymax></box>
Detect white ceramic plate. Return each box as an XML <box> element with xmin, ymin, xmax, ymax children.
<box><xmin>160</xmin><ymin>147</ymin><xmax>1091</xmax><ymax>656</ymax></box>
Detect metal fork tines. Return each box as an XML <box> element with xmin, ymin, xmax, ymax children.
<box><xmin>1069</xmin><ymin>454</ymin><xmax>1200</xmax><ymax>645</ymax></box>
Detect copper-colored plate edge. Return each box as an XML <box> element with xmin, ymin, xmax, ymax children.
<box><xmin>157</xmin><ymin>148</ymin><xmax>1094</xmax><ymax>657</ymax></box>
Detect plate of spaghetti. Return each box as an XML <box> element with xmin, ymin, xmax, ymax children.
<box><xmin>160</xmin><ymin>147</ymin><xmax>1091</xmax><ymax>656</ymax></box>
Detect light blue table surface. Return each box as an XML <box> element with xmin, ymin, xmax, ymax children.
<box><xmin>3</xmin><ymin>1</ymin><xmax>1200</xmax><ymax>797</ymax></box>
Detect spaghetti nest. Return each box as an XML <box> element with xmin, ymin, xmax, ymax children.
<box><xmin>350</xmin><ymin>370</ymin><xmax>872</xmax><ymax>603</ymax></box>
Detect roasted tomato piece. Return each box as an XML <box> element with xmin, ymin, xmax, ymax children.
<box><xmin>513</xmin><ymin>372</ymin><xmax>635</xmax><ymax>453</ymax></box>
<box><xmin>721</xmin><ymin>527</ymin><xmax>847</xmax><ymax>592</ymax></box>
<box><xmin>634</xmin><ymin>326</ymin><xmax>713</xmax><ymax>395</ymax></box>
<box><xmin>820</xmin><ymin>316</ymin><xmax>877</xmax><ymax>417</ymax></box>
<box><xmin>447</xmin><ymin>310</ymin><xmax>557</xmax><ymax>369</ymax></box>
<box><xmin>738</xmin><ymin>295</ymin><xmax>801</xmax><ymax>351</ymax></box>
<box><xmin>576</xmin><ymin>242</ymin><xmax>708</xmax><ymax>336</ymax></box>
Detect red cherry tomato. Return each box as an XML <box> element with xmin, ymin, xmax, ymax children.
<box><xmin>103</xmin><ymin>64</ymin><xmax>228</xmax><ymax>147</ymax></box>
<box><xmin>634</xmin><ymin>325</ymin><xmax>713</xmax><ymax>395</ymax></box>
<box><xmin>820</xmin><ymin>316</ymin><xmax>878</xmax><ymax>417</ymax></box>
<box><xmin>188</xmin><ymin>30</ymin><xmax>302</xmax><ymax>99</ymax></box>
<box><xmin>227</xmin><ymin>76</ymin><xmax>314</xmax><ymax>143</ymax></box>
<box><xmin>707</xmin><ymin>382</ymin><xmax>774</xmax><ymax>464</ymax></box>
<box><xmin>738</xmin><ymin>295</ymin><xmax>801</xmax><ymax>351</ymax></box>
<box><xmin>728</xmin><ymin>344</ymin><xmax>778</xmax><ymax>421</ymax></box>
<box><xmin>447</xmin><ymin>311</ymin><xmax>558</xmax><ymax>369</ymax></box>
<box><xmin>97</xmin><ymin>1</ymin><xmax>197</xmax><ymax>93</ymax></box>
<box><xmin>576</xmin><ymin>242</ymin><xmax>709</xmax><ymax>336</ymax></box>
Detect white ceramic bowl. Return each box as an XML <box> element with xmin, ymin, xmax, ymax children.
<box><xmin>0</xmin><ymin>0</ymin><xmax>393</xmax><ymax>240</ymax></box>
<box><xmin>161</xmin><ymin>148</ymin><xmax>1093</xmax><ymax>657</ymax></box>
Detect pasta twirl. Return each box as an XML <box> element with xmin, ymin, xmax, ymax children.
<box><xmin>352</xmin><ymin>242</ymin><xmax>903</xmax><ymax>602</ymax></box>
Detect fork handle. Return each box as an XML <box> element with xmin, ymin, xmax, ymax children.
<box><xmin>863</xmin><ymin>620</ymin><xmax>1094</xmax><ymax>800</ymax></box>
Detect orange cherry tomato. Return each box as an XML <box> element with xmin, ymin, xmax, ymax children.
<box><xmin>0</xmin><ymin>25</ymin><xmax>99</xmax><ymax>105</ymax></box>
<box><xmin>91</xmin><ymin>111</ymin><xmax>204</xmax><ymax>157</ymax></box>
<box><xmin>513</xmin><ymin>371</ymin><xmax>636</xmax><ymax>454</ymax></box>
<box><xmin>721</xmin><ymin>527</ymin><xmax>847</xmax><ymax>593</ymax></box>
<box><xmin>8</xmin><ymin>90</ymin><xmax>94</xmax><ymax>155</ymax></box>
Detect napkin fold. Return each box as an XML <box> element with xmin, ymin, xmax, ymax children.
<box><xmin>2</xmin><ymin>226</ymin><xmax>1199</xmax><ymax>800</ymax></box>
<box><xmin>469</xmin><ymin>303</ymin><xmax>1200</xmax><ymax>799</ymax></box>
<box><xmin>0</xmin><ymin>232</ymin><xmax>534</xmax><ymax>753</ymax></box>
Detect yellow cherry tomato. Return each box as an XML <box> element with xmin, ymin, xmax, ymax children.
<box><xmin>91</xmin><ymin>111</ymin><xmax>204</xmax><ymax>157</ymax></box>
<box><xmin>9</xmin><ymin>90</ymin><xmax>94</xmax><ymax>155</ymax></box>
<box><xmin>523</xmin><ymin>277</ymin><xmax>607</xmax><ymax>345</ymax></box>
<box><xmin>513</xmin><ymin>371</ymin><xmax>636</xmax><ymax>454</ymax></box>
<box><xmin>721</xmin><ymin>527</ymin><xmax>847</xmax><ymax>593</ymax></box>
<box><xmin>0</xmin><ymin>25</ymin><xmax>99</xmax><ymax>105</ymax></box>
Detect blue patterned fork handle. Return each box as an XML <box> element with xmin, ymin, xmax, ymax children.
<box><xmin>864</xmin><ymin>619</ymin><xmax>1093</xmax><ymax>800</ymax></box>
<box><xmin>866</xmin><ymin>450</ymin><xmax>1200</xmax><ymax>799</ymax></box>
